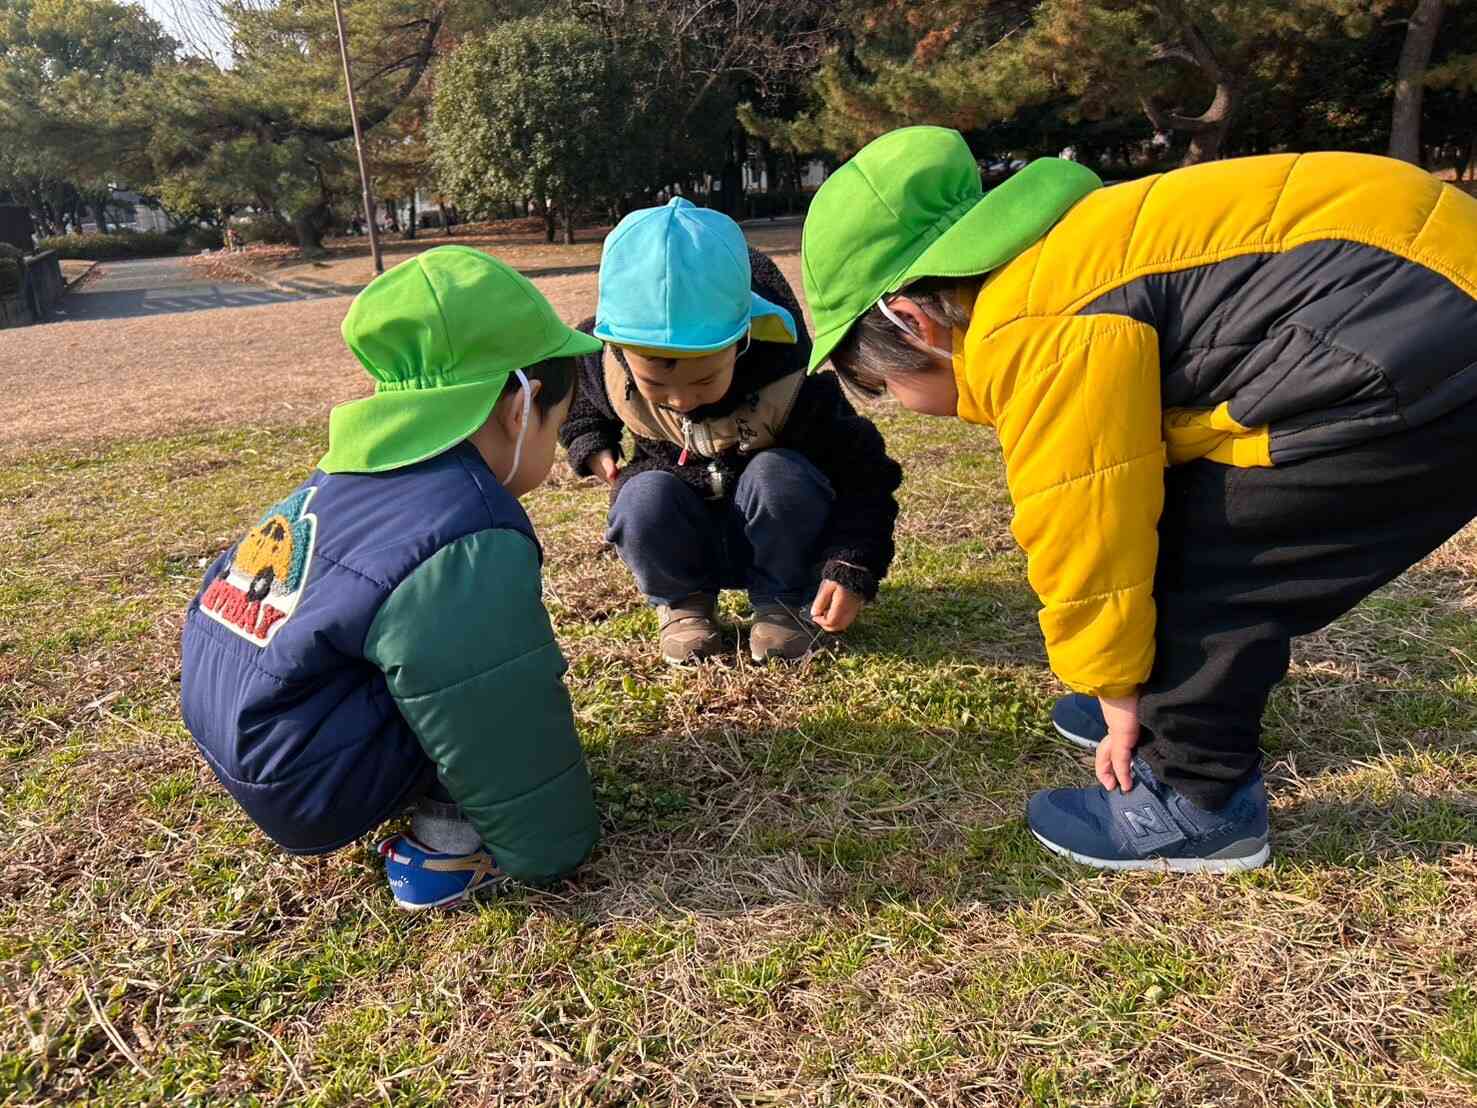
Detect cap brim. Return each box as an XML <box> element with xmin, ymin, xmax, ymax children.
<box><xmin>551</xmin><ymin>325</ymin><xmax>604</xmax><ymax>359</ymax></box>
<box><xmin>805</xmin><ymin>158</ymin><xmax>1101</xmax><ymax>372</ymax></box>
<box><xmin>320</xmin><ymin>376</ymin><xmax>509</xmax><ymax>475</ymax></box>
<box><xmin>804</xmin><ymin>197</ymin><xmax>1007</xmax><ymax>373</ymax></box>
<box><xmin>807</xmin><ymin>320</ymin><xmax>854</xmax><ymax>373</ymax></box>
<box><xmin>592</xmin><ymin>319</ymin><xmax>748</xmax><ymax>353</ymax></box>
<box><xmin>749</xmin><ymin>293</ymin><xmax>797</xmax><ymax>345</ymax></box>
<box><xmin>321</xmin><ymin>320</ymin><xmax>602</xmax><ymax>474</ymax></box>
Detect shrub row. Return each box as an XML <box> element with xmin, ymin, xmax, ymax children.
<box><xmin>235</xmin><ymin>218</ymin><xmax>298</xmax><ymax>246</ymax></box>
<box><xmin>34</xmin><ymin>229</ymin><xmax>183</xmax><ymax>261</ymax></box>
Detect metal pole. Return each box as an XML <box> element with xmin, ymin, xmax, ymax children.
<box><xmin>331</xmin><ymin>0</ymin><xmax>383</xmax><ymax>274</ymax></box>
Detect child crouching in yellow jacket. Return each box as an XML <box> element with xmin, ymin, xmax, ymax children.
<box><xmin>801</xmin><ymin>126</ymin><xmax>1477</xmax><ymax>872</ymax></box>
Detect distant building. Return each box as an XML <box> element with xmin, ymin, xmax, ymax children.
<box><xmin>741</xmin><ymin>159</ymin><xmax>831</xmax><ymax>192</ymax></box>
<box><xmin>108</xmin><ymin>190</ymin><xmax>171</xmax><ymax>232</ymax></box>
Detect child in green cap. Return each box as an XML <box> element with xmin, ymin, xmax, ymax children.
<box><xmin>802</xmin><ymin>126</ymin><xmax>1477</xmax><ymax>873</ymax></box>
<box><xmin>180</xmin><ymin>245</ymin><xmax>604</xmax><ymax>910</ymax></box>
<box><xmin>560</xmin><ymin>197</ymin><xmax>902</xmax><ymax>664</ymax></box>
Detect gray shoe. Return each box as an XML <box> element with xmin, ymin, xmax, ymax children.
<box><xmin>656</xmin><ymin>593</ymin><xmax>724</xmax><ymax>665</ymax></box>
<box><xmin>750</xmin><ymin>601</ymin><xmax>826</xmax><ymax>662</ymax></box>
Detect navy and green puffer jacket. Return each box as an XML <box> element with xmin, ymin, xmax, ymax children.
<box><xmin>179</xmin><ymin>440</ymin><xmax>597</xmax><ymax>881</ymax></box>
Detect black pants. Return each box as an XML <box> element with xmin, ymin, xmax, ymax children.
<box><xmin>1140</xmin><ymin>403</ymin><xmax>1477</xmax><ymax>809</ymax></box>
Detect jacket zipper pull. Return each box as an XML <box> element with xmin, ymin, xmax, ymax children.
<box><xmin>678</xmin><ymin>419</ymin><xmax>693</xmax><ymax>466</ymax></box>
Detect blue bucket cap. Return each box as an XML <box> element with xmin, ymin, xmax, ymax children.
<box><xmin>593</xmin><ymin>197</ymin><xmax>797</xmax><ymax>354</ymax></box>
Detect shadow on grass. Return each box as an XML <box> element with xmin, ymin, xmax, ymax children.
<box><xmin>553</xmin><ymin>703</ymin><xmax>1075</xmax><ymax>922</ymax></box>
<box><xmin>1274</xmin><ymin>792</ymin><xmax>1477</xmax><ymax>867</ymax></box>
<box><xmin>851</xmin><ymin>579</ymin><xmax>1046</xmax><ymax>668</ymax></box>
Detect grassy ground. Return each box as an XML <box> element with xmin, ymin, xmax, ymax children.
<box><xmin>3</xmin><ymin>227</ymin><xmax>1477</xmax><ymax>1104</ymax></box>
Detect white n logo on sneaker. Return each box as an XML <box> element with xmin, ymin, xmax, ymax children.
<box><xmin>1122</xmin><ymin>806</ymin><xmax>1167</xmax><ymax>837</ymax></box>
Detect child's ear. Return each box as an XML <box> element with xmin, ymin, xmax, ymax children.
<box><xmin>888</xmin><ymin>296</ymin><xmax>951</xmax><ymax>351</ymax></box>
<box><xmin>496</xmin><ymin>378</ymin><xmax>544</xmax><ymax>433</ymax></box>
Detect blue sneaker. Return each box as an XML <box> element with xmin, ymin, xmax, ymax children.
<box><xmin>377</xmin><ymin>834</ymin><xmax>503</xmax><ymax>910</ymax></box>
<box><xmin>1051</xmin><ymin>694</ymin><xmax>1106</xmax><ymax>750</ymax></box>
<box><xmin>1027</xmin><ymin>757</ymin><xmax>1270</xmax><ymax>873</ymax></box>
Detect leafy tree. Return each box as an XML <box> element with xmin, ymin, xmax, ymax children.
<box><xmin>0</xmin><ymin>0</ymin><xmax>177</xmax><ymax>231</ymax></box>
<box><xmin>135</xmin><ymin>0</ymin><xmax>446</xmax><ymax>254</ymax></box>
<box><xmin>431</xmin><ymin>17</ymin><xmax>651</xmax><ymax>243</ymax></box>
<box><xmin>751</xmin><ymin>0</ymin><xmax>1477</xmax><ymax>171</ymax></box>
<box><xmin>364</xmin><ymin>87</ymin><xmax>441</xmax><ymax>239</ymax></box>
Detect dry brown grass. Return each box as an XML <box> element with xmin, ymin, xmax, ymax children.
<box><xmin>205</xmin><ymin>217</ymin><xmax>804</xmax><ymax>299</ymax></box>
<box><xmin>0</xmin><ymin>233</ymin><xmax>807</xmax><ymax>464</ymax></box>
<box><xmin>2</xmin><ymin>223</ymin><xmax>1475</xmax><ymax>1105</ymax></box>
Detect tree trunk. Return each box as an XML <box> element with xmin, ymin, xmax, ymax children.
<box><xmin>386</xmin><ymin>200</ymin><xmax>401</xmax><ymax>234</ymax></box>
<box><xmin>543</xmin><ymin>202</ymin><xmax>555</xmax><ymax>243</ymax></box>
<box><xmin>1185</xmin><ymin>121</ymin><xmax>1231</xmax><ymax>164</ymax></box>
<box><xmin>292</xmin><ymin>201</ymin><xmax>331</xmax><ymax>258</ymax></box>
<box><xmin>439</xmin><ymin>200</ymin><xmax>454</xmax><ymax>236</ymax></box>
<box><xmin>406</xmin><ymin>193</ymin><xmax>417</xmax><ymax>240</ymax></box>
<box><xmin>560</xmin><ymin>200</ymin><xmax>575</xmax><ymax>245</ymax></box>
<box><xmin>93</xmin><ymin>201</ymin><xmax>108</xmax><ymax>233</ymax></box>
<box><xmin>1142</xmin><ymin>2</ymin><xmax>1237</xmax><ymax>166</ymax></box>
<box><xmin>1389</xmin><ymin>0</ymin><xmax>1445</xmax><ymax>164</ymax></box>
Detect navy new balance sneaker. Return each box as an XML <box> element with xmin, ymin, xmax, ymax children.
<box><xmin>1027</xmin><ymin>757</ymin><xmax>1270</xmax><ymax>873</ymax></box>
<box><xmin>378</xmin><ymin>834</ymin><xmax>503</xmax><ymax>910</ymax></box>
<box><xmin>1051</xmin><ymin>693</ymin><xmax>1107</xmax><ymax>750</ymax></box>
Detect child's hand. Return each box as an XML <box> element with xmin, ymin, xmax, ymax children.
<box><xmin>590</xmin><ymin>450</ymin><xmax>621</xmax><ymax>485</ymax></box>
<box><xmin>811</xmin><ymin>581</ymin><xmax>863</xmax><ymax>632</ymax></box>
<box><xmin>1095</xmin><ymin>692</ymin><xmax>1141</xmax><ymax>792</ymax></box>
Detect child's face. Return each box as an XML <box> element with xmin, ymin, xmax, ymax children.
<box><xmin>471</xmin><ymin>385</ymin><xmax>574</xmax><ymax>499</ymax></box>
<box><xmin>886</xmin><ymin>369</ymin><xmax>960</xmax><ymax>418</ymax></box>
<box><xmin>503</xmin><ymin>390</ymin><xmax>574</xmax><ymax>499</ymax></box>
<box><xmin>620</xmin><ymin>344</ymin><xmax>738</xmax><ymax>416</ymax></box>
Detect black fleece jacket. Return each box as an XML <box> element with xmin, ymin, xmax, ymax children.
<box><xmin>559</xmin><ymin>249</ymin><xmax>902</xmax><ymax>599</ymax></box>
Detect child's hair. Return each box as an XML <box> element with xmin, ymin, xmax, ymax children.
<box><xmin>503</xmin><ymin>354</ymin><xmax>578</xmax><ymax>416</ymax></box>
<box><xmin>830</xmin><ymin>276</ymin><xmax>978</xmax><ymax>397</ymax></box>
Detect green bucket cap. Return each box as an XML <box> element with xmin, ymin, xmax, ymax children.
<box><xmin>800</xmin><ymin>126</ymin><xmax>1102</xmax><ymax>371</ymax></box>
<box><xmin>320</xmin><ymin>245</ymin><xmax>602</xmax><ymax>474</ymax></box>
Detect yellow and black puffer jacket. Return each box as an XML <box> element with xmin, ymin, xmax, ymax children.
<box><xmin>954</xmin><ymin>152</ymin><xmax>1477</xmax><ymax>698</ymax></box>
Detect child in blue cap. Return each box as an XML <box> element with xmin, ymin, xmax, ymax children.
<box><xmin>560</xmin><ymin>198</ymin><xmax>902</xmax><ymax>663</ymax></box>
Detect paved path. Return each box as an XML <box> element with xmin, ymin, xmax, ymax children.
<box><xmin>52</xmin><ymin>255</ymin><xmax>316</xmax><ymax>322</ymax></box>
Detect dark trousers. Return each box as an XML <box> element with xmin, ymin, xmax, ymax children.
<box><xmin>1141</xmin><ymin>403</ymin><xmax>1477</xmax><ymax>809</ymax></box>
<box><xmin>605</xmin><ymin>449</ymin><xmax>835</xmax><ymax>608</ymax></box>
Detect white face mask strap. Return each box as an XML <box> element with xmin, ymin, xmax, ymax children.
<box><xmin>876</xmin><ymin>296</ymin><xmax>954</xmax><ymax>360</ymax></box>
<box><xmin>506</xmin><ymin>368</ymin><xmax>531</xmax><ymax>485</ymax></box>
<box><xmin>740</xmin><ymin>332</ymin><xmax>752</xmax><ymax>357</ymax></box>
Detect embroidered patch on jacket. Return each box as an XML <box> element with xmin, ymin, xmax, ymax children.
<box><xmin>200</xmin><ymin>488</ymin><xmax>318</xmax><ymax>646</ymax></box>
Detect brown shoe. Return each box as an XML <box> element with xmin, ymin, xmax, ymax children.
<box><xmin>657</xmin><ymin>593</ymin><xmax>724</xmax><ymax>665</ymax></box>
<box><xmin>749</xmin><ymin>602</ymin><xmax>826</xmax><ymax>662</ymax></box>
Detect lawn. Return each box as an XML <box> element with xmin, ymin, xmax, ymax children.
<box><xmin>2</xmin><ymin>231</ymin><xmax>1476</xmax><ymax>1105</ymax></box>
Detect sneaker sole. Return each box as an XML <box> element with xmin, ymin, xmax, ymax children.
<box><xmin>663</xmin><ymin>651</ymin><xmax>725</xmax><ymax>667</ymax></box>
<box><xmin>389</xmin><ymin>875</ymin><xmax>501</xmax><ymax>911</ymax></box>
<box><xmin>749</xmin><ymin>647</ymin><xmax>814</xmax><ymax>663</ymax></box>
<box><xmin>1029</xmin><ymin>829</ymin><xmax>1271</xmax><ymax>874</ymax></box>
<box><xmin>1052</xmin><ymin>719</ymin><xmax>1102</xmax><ymax>751</ymax></box>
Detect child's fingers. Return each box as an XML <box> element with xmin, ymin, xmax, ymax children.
<box><xmin>1095</xmin><ymin>735</ymin><xmax>1136</xmax><ymax>792</ymax></box>
<box><xmin>1111</xmin><ymin>737</ymin><xmax>1135</xmax><ymax>792</ymax></box>
<box><xmin>1095</xmin><ymin>742</ymin><xmax>1117</xmax><ymax>791</ymax></box>
<box><xmin>811</xmin><ymin>582</ymin><xmax>837</xmax><ymax>620</ymax></box>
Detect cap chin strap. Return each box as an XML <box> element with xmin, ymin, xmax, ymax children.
<box><xmin>876</xmin><ymin>296</ymin><xmax>954</xmax><ymax>361</ymax></box>
<box><xmin>503</xmin><ymin>368</ymin><xmax>532</xmax><ymax>487</ymax></box>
